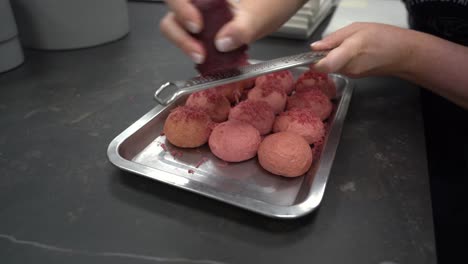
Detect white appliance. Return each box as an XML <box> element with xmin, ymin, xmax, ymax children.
<box><xmin>271</xmin><ymin>0</ymin><xmax>337</xmax><ymax>39</ymax></box>
<box><xmin>0</xmin><ymin>0</ymin><xmax>24</xmax><ymax>73</ymax></box>
<box><xmin>323</xmin><ymin>0</ymin><xmax>408</xmax><ymax>37</ymax></box>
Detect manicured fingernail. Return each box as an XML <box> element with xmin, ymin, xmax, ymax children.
<box><xmin>310</xmin><ymin>41</ymin><xmax>321</xmax><ymax>47</ymax></box>
<box><xmin>186</xmin><ymin>21</ymin><xmax>200</xmax><ymax>34</ymax></box>
<box><xmin>215</xmin><ymin>37</ymin><xmax>235</xmax><ymax>52</ymax></box>
<box><xmin>190</xmin><ymin>52</ymin><xmax>204</xmax><ymax>64</ymax></box>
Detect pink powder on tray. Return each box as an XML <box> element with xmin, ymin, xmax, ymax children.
<box><xmin>160</xmin><ymin>143</ymin><xmax>168</xmax><ymax>152</ymax></box>
<box><xmin>195</xmin><ymin>157</ymin><xmax>209</xmax><ymax>168</ymax></box>
<box><xmin>170</xmin><ymin>150</ymin><xmax>183</xmax><ymax>159</ymax></box>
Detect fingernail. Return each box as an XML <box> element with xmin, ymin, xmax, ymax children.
<box><xmin>190</xmin><ymin>52</ymin><xmax>204</xmax><ymax>64</ymax></box>
<box><xmin>310</xmin><ymin>41</ymin><xmax>321</xmax><ymax>47</ymax></box>
<box><xmin>215</xmin><ymin>37</ymin><xmax>235</xmax><ymax>52</ymax></box>
<box><xmin>186</xmin><ymin>21</ymin><xmax>200</xmax><ymax>34</ymax></box>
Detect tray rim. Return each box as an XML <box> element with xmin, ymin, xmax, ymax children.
<box><xmin>107</xmin><ymin>73</ymin><xmax>354</xmax><ymax>219</ymax></box>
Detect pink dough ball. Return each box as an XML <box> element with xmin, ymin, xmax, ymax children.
<box><xmin>209</xmin><ymin>120</ymin><xmax>261</xmax><ymax>162</ymax></box>
<box><xmin>229</xmin><ymin>100</ymin><xmax>275</xmax><ymax>135</ymax></box>
<box><xmin>273</xmin><ymin>108</ymin><xmax>325</xmax><ymax>144</ymax></box>
<box><xmin>186</xmin><ymin>89</ymin><xmax>231</xmax><ymax>122</ymax></box>
<box><xmin>295</xmin><ymin>70</ymin><xmax>337</xmax><ymax>99</ymax></box>
<box><xmin>247</xmin><ymin>81</ymin><xmax>287</xmax><ymax>114</ymax></box>
<box><xmin>287</xmin><ymin>89</ymin><xmax>333</xmax><ymax>120</ymax></box>
<box><xmin>255</xmin><ymin>70</ymin><xmax>295</xmax><ymax>95</ymax></box>
<box><xmin>164</xmin><ymin>106</ymin><xmax>213</xmax><ymax>148</ymax></box>
<box><xmin>215</xmin><ymin>81</ymin><xmax>245</xmax><ymax>104</ymax></box>
<box><xmin>258</xmin><ymin>132</ymin><xmax>313</xmax><ymax>177</ymax></box>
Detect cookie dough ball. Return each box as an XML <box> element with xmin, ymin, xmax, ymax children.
<box><xmin>286</xmin><ymin>89</ymin><xmax>333</xmax><ymax>120</ymax></box>
<box><xmin>273</xmin><ymin>108</ymin><xmax>325</xmax><ymax>144</ymax></box>
<box><xmin>229</xmin><ymin>100</ymin><xmax>275</xmax><ymax>135</ymax></box>
<box><xmin>164</xmin><ymin>106</ymin><xmax>213</xmax><ymax>148</ymax></box>
<box><xmin>215</xmin><ymin>81</ymin><xmax>245</xmax><ymax>104</ymax></box>
<box><xmin>247</xmin><ymin>81</ymin><xmax>287</xmax><ymax>114</ymax></box>
<box><xmin>258</xmin><ymin>132</ymin><xmax>313</xmax><ymax>177</ymax></box>
<box><xmin>255</xmin><ymin>70</ymin><xmax>295</xmax><ymax>95</ymax></box>
<box><xmin>185</xmin><ymin>89</ymin><xmax>231</xmax><ymax>122</ymax></box>
<box><xmin>295</xmin><ymin>70</ymin><xmax>337</xmax><ymax>99</ymax></box>
<box><xmin>209</xmin><ymin>120</ymin><xmax>261</xmax><ymax>162</ymax></box>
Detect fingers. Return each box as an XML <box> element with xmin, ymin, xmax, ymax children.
<box><xmin>312</xmin><ymin>36</ymin><xmax>362</xmax><ymax>74</ymax></box>
<box><xmin>214</xmin><ymin>3</ymin><xmax>255</xmax><ymax>52</ymax></box>
<box><xmin>215</xmin><ymin>13</ymin><xmax>254</xmax><ymax>52</ymax></box>
<box><xmin>311</xmin><ymin>23</ymin><xmax>404</xmax><ymax>76</ymax></box>
<box><xmin>165</xmin><ymin>0</ymin><xmax>203</xmax><ymax>34</ymax></box>
<box><xmin>161</xmin><ymin>0</ymin><xmax>205</xmax><ymax>63</ymax></box>
<box><xmin>311</xmin><ymin>22</ymin><xmax>364</xmax><ymax>51</ymax></box>
<box><xmin>160</xmin><ymin>12</ymin><xmax>205</xmax><ymax>64</ymax></box>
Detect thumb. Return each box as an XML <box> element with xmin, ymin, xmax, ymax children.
<box><xmin>311</xmin><ymin>23</ymin><xmax>362</xmax><ymax>51</ymax></box>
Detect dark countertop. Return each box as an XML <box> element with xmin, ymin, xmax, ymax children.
<box><xmin>0</xmin><ymin>2</ymin><xmax>436</xmax><ymax>264</ymax></box>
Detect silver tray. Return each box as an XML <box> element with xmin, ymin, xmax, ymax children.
<box><xmin>107</xmin><ymin>67</ymin><xmax>353</xmax><ymax>219</ymax></box>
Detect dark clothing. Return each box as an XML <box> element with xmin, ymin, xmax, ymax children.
<box><xmin>403</xmin><ymin>1</ymin><xmax>468</xmax><ymax>263</ymax></box>
<box><xmin>404</xmin><ymin>0</ymin><xmax>468</xmax><ymax>46</ymax></box>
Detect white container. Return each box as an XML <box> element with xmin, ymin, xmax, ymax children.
<box><xmin>0</xmin><ymin>0</ymin><xmax>24</xmax><ymax>73</ymax></box>
<box><xmin>11</xmin><ymin>0</ymin><xmax>130</xmax><ymax>50</ymax></box>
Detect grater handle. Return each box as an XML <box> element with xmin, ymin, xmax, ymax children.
<box><xmin>154</xmin><ymin>50</ymin><xmax>329</xmax><ymax>105</ymax></box>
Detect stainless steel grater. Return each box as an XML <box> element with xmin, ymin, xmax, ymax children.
<box><xmin>154</xmin><ymin>50</ymin><xmax>328</xmax><ymax>105</ymax></box>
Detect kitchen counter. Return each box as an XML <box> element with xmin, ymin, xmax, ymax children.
<box><xmin>0</xmin><ymin>2</ymin><xmax>436</xmax><ymax>264</ymax></box>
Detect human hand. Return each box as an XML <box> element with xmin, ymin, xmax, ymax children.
<box><xmin>312</xmin><ymin>22</ymin><xmax>468</xmax><ymax>108</ymax></box>
<box><xmin>310</xmin><ymin>22</ymin><xmax>414</xmax><ymax>78</ymax></box>
<box><xmin>159</xmin><ymin>0</ymin><xmax>205</xmax><ymax>64</ymax></box>
<box><xmin>160</xmin><ymin>0</ymin><xmax>308</xmax><ymax>64</ymax></box>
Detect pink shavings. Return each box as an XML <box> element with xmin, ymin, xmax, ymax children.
<box><xmin>302</xmin><ymin>70</ymin><xmax>328</xmax><ymax>81</ymax></box>
<box><xmin>195</xmin><ymin>157</ymin><xmax>209</xmax><ymax>168</ymax></box>
<box><xmin>256</xmin><ymin>79</ymin><xmax>286</xmax><ymax>97</ymax></box>
<box><xmin>160</xmin><ymin>143</ymin><xmax>168</xmax><ymax>152</ymax></box>
<box><xmin>190</xmin><ymin>89</ymin><xmax>225</xmax><ymax>104</ymax></box>
<box><xmin>312</xmin><ymin>139</ymin><xmax>325</xmax><ymax>159</ymax></box>
<box><xmin>281</xmin><ymin>108</ymin><xmax>320</xmax><ymax>125</ymax></box>
<box><xmin>234</xmin><ymin>100</ymin><xmax>273</xmax><ymax>122</ymax></box>
<box><xmin>170</xmin><ymin>106</ymin><xmax>210</xmax><ymax>122</ymax></box>
<box><xmin>275</xmin><ymin>70</ymin><xmax>292</xmax><ymax>79</ymax></box>
<box><xmin>170</xmin><ymin>150</ymin><xmax>183</xmax><ymax>159</ymax></box>
<box><xmin>206</xmin><ymin>90</ymin><xmax>224</xmax><ymax>104</ymax></box>
<box><xmin>295</xmin><ymin>70</ymin><xmax>337</xmax><ymax>99</ymax></box>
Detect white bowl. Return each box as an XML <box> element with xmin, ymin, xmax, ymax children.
<box><xmin>0</xmin><ymin>0</ymin><xmax>24</xmax><ymax>73</ymax></box>
<box><xmin>12</xmin><ymin>0</ymin><xmax>130</xmax><ymax>50</ymax></box>
<box><xmin>0</xmin><ymin>0</ymin><xmax>18</xmax><ymax>41</ymax></box>
<box><xmin>0</xmin><ymin>37</ymin><xmax>24</xmax><ymax>73</ymax></box>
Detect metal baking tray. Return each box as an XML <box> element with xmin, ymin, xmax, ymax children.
<box><xmin>107</xmin><ymin>66</ymin><xmax>353</xmax><ymax>219</ymax></box>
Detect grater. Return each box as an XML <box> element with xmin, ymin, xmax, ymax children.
<box><xmin>154</xmin><ymin>50</ymin><xmax>328</xmax><ymax>105</ymax></box>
